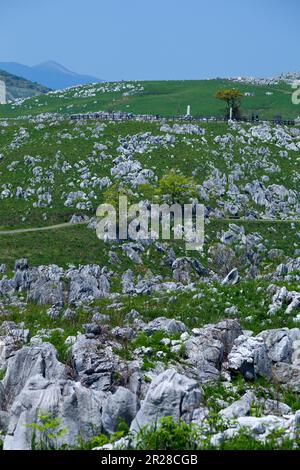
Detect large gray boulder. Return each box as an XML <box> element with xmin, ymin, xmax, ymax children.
<box><xmin>122</xmin><ymin>269</ymin><xmax>135</xmax><ymax>294</ymax></box>
<box><xmin>219</xmin><ymin>391</ymin><xmax>255</xmax><ymax>419</ymax></box>
<box><xmin>172</xmin><ymin>257</ymin><xmax>209</xmax><ymax>284</ymax></box>
<box><xmin>200</xmin><ymin>319</ymin><xmax>243</xmax><ymax>356</ymax></box>
<box><xmin>183</xmin><ymin>320</ymin><xmax>243</xmax><ymax>382</ymax></box>
<box><xmin>28</xmin><ymin>278</ymin><xmax>65</xmax><ymax>306</ymax></box>
<box><xmin>286</xmin><ymin>257</ymin><xmax>300</xmax><ymax>273</ymax></box>
<box><xmin>227</xmin><ymin>335</ymin><xmax>272</xmax><ymax>380</ymax></box>
<box><xmin>219</xmin><ymin>392</ymin><xmax>291</xmax><ymax>420</ymax></box>
<box><xmin>272</xmin><ymin>362</ymin><xmax>300</xmax><ymax>392</ymax></box>
<box><xmin>12</xmin><ymin>270</ymin><xmax>33</xmax><ymax>291</ymax></box>
<box><xmin>0</xmin><ymin>277</ymin><xmax>15</xmax><ymax>297</ymax></box>
<box><xmin>98</xmin><ymin>274</ymin><xmax>110</xmax><ymax>297</ymax></box>
<box><xmin>14</xmin><ymin>259</ymin><xmax>29</xmax><ymax>271</ymax></box>
<box><xmin>221</xmin><ymin>268</ymin><xmax>240</xmax><ymax>286</ymax></box>
<box><xmin>144</xmin><ymin>317</ymin><xmax>187</xmax><ymax>335</ymax></box>
<box><xmin>0</xmin><ymin>322</ymin><xmax>29</xmax><ymax>369</ymax></box>
<box><xmin>3</xmin><ymin>375</ymin><xmax>106</xmax><ymax>450</ymax></box>
<box><xmin>68</xmin><ymin>274</ymin><xmax>102</xmax><ymax>305</ymax></box>
<box><xmin>71</xmin><ymin>334</ymin><xmax>123</xmax><ymax>391</ymax></box>
<box><xmin>102</xmin><ymin>387</ymin><xmax>139</xmax><ymax>434</ymax></box>
<box><xmin>257</xmin><ymin>328</ymin><xmax>294</xmax><ymax>363</ymax></box>
<box><xmin>259</xmin><ymin>398</ymin><xmax>292</xmax><ymax>416</ymax></box>
<box><xmin>130</xmin><ymin>369</ymin><xmax>202</xmax><ymax>433</ymax></box>
<box><xmin>67</xmin><ymin>265</ymin><xmax>111</xmax><ymax>304</ymax></box>
<box><xmin>184</xmin><ymin>333</ymin><xmax>224</xmax><ymax>382</ymax></box>
<box><xmin>1</xmin><ymin>343</ymin><xmax>66</xmax><ymax>406</ymax></box>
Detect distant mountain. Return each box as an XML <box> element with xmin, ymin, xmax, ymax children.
<box><xmin>0</xmin><ymin>69</ymin><xmax>50</xmax><ymax>102</ymax></box>
<box><xmin>0</xmin><ymin>61</ymin><xmax>104</xmax><ymax>90</ymax></box>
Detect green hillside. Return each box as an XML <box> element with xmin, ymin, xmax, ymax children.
<box><xmin>0</xmin><ymin>69</ymin><xmax>50</xmax><ymax>102</ymax></box>
<box><xmin>0</xmin><ymin>113</ymin><xmax>299</xmax><ymax>335</ymax></box>
<box><xmin>0</xmin><ymin>79</ymin><xmax>298</xmax><ymax>119</ymax></box>
<box><xmin>0</xmin><ymin>116</ymin><xmax>299</xmax><ymax>263</ymax></box>
<box><xmin>0</xmin><ymin>118</ymin><xmax>298</xmax><ymax>228</ymax></box>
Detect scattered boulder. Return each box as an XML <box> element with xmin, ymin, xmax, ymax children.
<box><xmin>130</xmin><ymin>369</ymin><xmax>203</xmax><ymax>432</ymax></box>
<box><xmin>144</xmin><ymin>317</ymin><xmax>188</xmax><ymax>335</ymax></box>
<box><xmin>14</xmin><ymin>259</ymin><xmax>29</xmax><ymax>272</ymax></box>
<box><xmin>71</xmin><ymin>334</ymin><xmax>123</xmax><ymax>391</ymax></box>
<box><xmin>227</xmin><ymin>335</ymin><xmax>272</xmax><ymax>380</ymax></box>
<box><xmin>220</xmin><ymin>391</ymin><xmax>255</xmax><ymax>419</ymax></box>
<box><xmin>257</xmin><ymin>328</ymin><xmax>295</xmax><ymax>363</ymax></box>
<box><xmin>172</xmin><ymin>257</ymin><xmax>209</xmax><ymax>284</ymax></box>
<box><xmin>102</xmin><ymin>387</ymin><xmax>139</xmax><ymax>434</ymax></box>
<box><xmin>1</xmin><ymin>343</ymin><xmax>66</xmax><ymax>406</ymax></box>
<box><xmin>27</xmin><ymin>278</ymin><xmax>65</xmax><ymax>306</ymax></box>
<box><xmin>272</xmin><ymin>363</ymin><xmax>300</xmax><ymax>392</ymax></box>
<box><xmin>221</xmin><ymin>268</ymin><xmax>240</xmax><ymax>286</ymax></box>
<box><xmin>3</xmin><ymin>376</ymin><xmax>106</xmax><ymax>450</ymax></box>
<box><xmin>184</xmin><ymin>320</ymin><xmax>242</xmax><ymax>383</ymax></box>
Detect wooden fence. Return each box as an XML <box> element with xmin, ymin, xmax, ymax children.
<box><xmin>70</xmin><ymin>112</ymin><xmax>296</xmax><ymax>126</ymax></box>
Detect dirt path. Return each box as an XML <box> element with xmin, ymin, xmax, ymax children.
<box><xmin>0</xmin><ymin>221</ymin><xmax>89</xmax><ymax>235</ymax></box>
<box><xmin>0</xmin><ymin>217</ymin><xmax>298</xmax><ymax>236</ymax></box>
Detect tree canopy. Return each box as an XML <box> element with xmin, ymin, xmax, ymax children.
<box><xmin>216</xmin><ymin>88</ymin><xmax>244</xmax><ymax>120</ymax></box>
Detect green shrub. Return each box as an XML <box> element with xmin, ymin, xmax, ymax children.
<box><xmin>155</xmin><ymin>170</ymin><xmax>198</xmax><ymax>205</ymax></box>
<box><xmin>102</xmin><ymin>183</ymin><xmax>134</xmax><ymax>210</ymax></box>
<box><xmin>75</xmin><ymin>433</ymin><xmax>110</xmax><ymax>450</ymax></box>
<box><xmin>28</xmin><ymin>413</ymin><xmax>68</xmax><ymax>450</ymax></box>
<box><xmin>279</xmin><ymin>388</ymin><xmax>300</xmax><ymax>413</ymax></box>
<box><xmin>74</xmin><ymin>418</ymin><xmax>129</xmax><ymax>450</ymax></box>
<box><xmin>48</xmin><ymin>330</ymin><xmax>71</xmax><ymax>364</ymax></box>
<box><xmin>134</xmin><ymin>416</ymin><xmax>199</xmax><ymax>450</ymax></box>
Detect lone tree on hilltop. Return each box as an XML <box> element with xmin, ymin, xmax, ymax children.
<box><xmin>216</xmin><ymin>89</ymin><xmax>244</xmax><ymax>120</ymax></box>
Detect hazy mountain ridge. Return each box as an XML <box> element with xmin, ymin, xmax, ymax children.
<box><xmin>0</xmin><ymin>60</ymin><xmax>104</xmax><ymax>90</ymax></box>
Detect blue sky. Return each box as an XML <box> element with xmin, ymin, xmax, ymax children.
<box><xmin>1</xmin><ymin>0</ymin><xmax>299</xmax><ymax>80</ymax></box>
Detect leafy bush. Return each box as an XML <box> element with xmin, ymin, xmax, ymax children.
<box><xmin>75</xmin><ymin>433</ymin><xmax>110</xmax><ymax>450</ymax></box>
<box><xmin>102</xmin><ymin>183</ymin><xmax>134</xmax><ymax>210</ymax></box>
<box><xmin>155</xmin><ymin>170</ymin><xmax>198</xmax><ymax>205</ymax></box>
<box><xmin>134</xmin><ymin>416</ymin><xmax>199</xmax><ymax>450</ymax></box>
<box><xmin>48</xmin><ymin>330</ymin><xmax>71</xmax><ymax>363</ymax></box>
<box><xmin>28</xmin><ymin>413</ymin><xmax>68</xmax><ymax>450</ymax></box>
<box><xmin>75</xmin><ymin>419</ymin><xmax>129</xmax><ymax>450</ymax></box>
<box><xmin>279</xmin><ymin>388</ymin><xmax>300</xmax><ymax>413</ymax></box>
